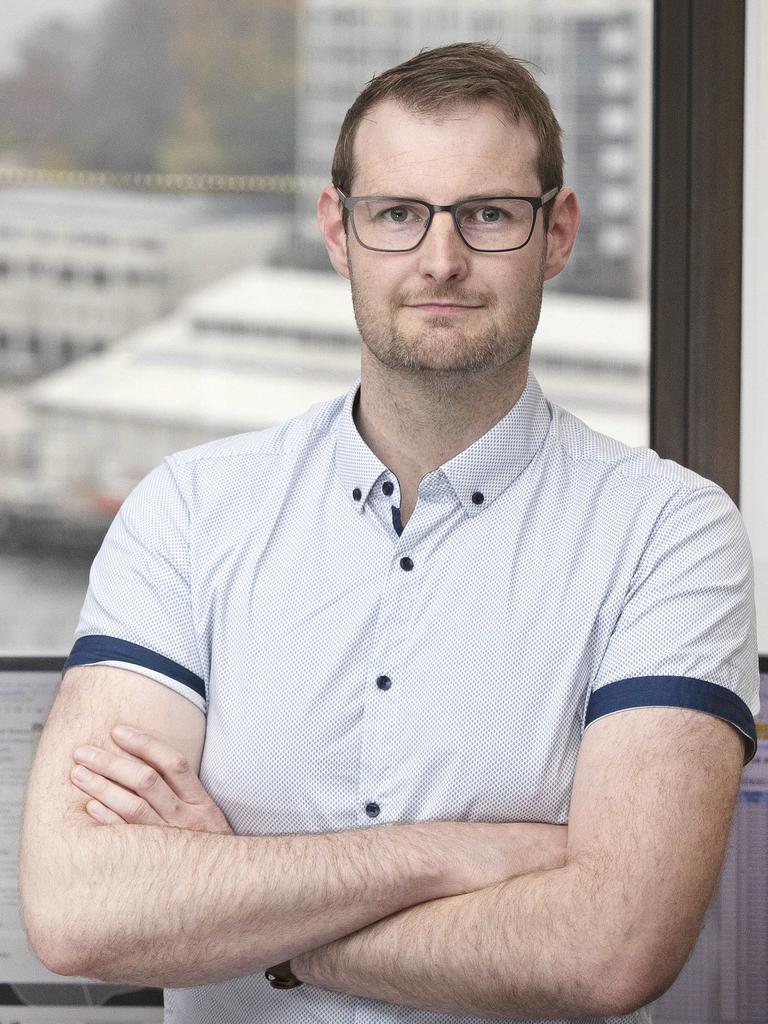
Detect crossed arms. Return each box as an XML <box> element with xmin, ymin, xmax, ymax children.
<box><xmin>19</xmin><ymin>663</ymin><xmax>745</xmax><ymax>1020</ymax></box>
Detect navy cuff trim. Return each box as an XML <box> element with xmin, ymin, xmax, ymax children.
<box><xmin>585</xmin><ymin>675</ymin><xmax>757</xmax><ymax>765</ymax></box>
<box><xmin>63</xmin><ymin>634</ymin><xmax>206</xmax><ymax>702</ymax></box>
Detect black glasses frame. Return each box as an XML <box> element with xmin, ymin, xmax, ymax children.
<box><xmin>335</xmin><ymin>186</ymin><xmax>560</xmax><ymax>253</ymax></box>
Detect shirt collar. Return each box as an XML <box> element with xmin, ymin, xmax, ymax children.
<box><xmin>333</xmin><ymin>369</ymin><xmax>552</xmax><ymax>517</ymax></box>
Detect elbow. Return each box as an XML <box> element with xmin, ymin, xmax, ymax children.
<box><xmin>606</xmin><ymin>981</ymin><xmax>663</xmax><ymax>1018</ymax></box>
<box><xmin>32</xmin><ymin>943</ymin><xmax>84</xmax><ymax>979</ymax></box>
<box><xmin>18</xmin><ymin>866</ymin><xmax>92</xmax><ymax>978</ymax></box>
<box><xmin>601</xmin><ymin>958</ymin><xmax>683</xmax><ymax>1017</ymax></box>
<box><xmin>20</xmin><ymin>910</ymin><xmax>84</xmax><ymax>978</ymax></box>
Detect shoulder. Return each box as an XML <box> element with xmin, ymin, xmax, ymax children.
<box><xmin>158</xmin><ymin>388</ymin><xmax>349</xmax><ymax>501</ymax></box>
<box><xmin>171</xmin><ymin>388</ymin><xmax>347</xmax><ymax>467</ymax></box>
<box><xmin>544</xmin><ymin>398</ymin><xmax>733</xmax><ymax>510</ymax></box>
<box><xmin>537</xmin><ymin>398</ymin><xmax>752</xmax><ymax>588</ymax></box>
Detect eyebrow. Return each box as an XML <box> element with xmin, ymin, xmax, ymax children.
<box><xmin>357</xmin><ymin>188</ymin><xmax>537</xmax><ymax>202</ymax></box>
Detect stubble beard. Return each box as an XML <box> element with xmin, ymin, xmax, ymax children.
<box><xmin>348</xmin><ymin>255</ymin><xmax>546</xmax><ymax>391</ymax></box>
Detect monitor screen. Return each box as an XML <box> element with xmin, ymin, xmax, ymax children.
<box><xmin>0</xmin><ymin>664</ymin><xmax>163</xmax><ymax>1020</ymax></box>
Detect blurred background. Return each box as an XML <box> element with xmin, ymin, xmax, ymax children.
<box><xmin>0</xmin><ymin>0</ymin><xmax>652</xmax><ymax>655</ymax></box>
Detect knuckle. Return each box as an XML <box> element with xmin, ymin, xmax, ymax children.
<box><xmin>137</xmin><ymin>766</ymin><xmax>159</xmax><ymax>790</ymax></box>
<box><xmin>84</xmin><ymin>772</ymin><xmax>103</xmax><ymax>791</ymax></box>
<box><xmin>172</xmin><ymin>754</ymin><xmax>190</xmax><ymax>774</ymax></box>
<box><xmin>192</xmin><ymin>811</ymin><xmax>216</xmax><ymax>832</ymax></box>
<box><xmin>127</xmin><ymin>797</ymin><xmax>148</xmax><ymax>820</ymax></box>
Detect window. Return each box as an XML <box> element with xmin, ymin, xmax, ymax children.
<box><xmin>0</xmin><ymin>4</ymin><xmax>651</xmax><ymax>656</ymax></box>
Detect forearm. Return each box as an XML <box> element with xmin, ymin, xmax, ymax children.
<box><xmin>20</xmin><ymin>817</ymin><xmax>450</xmax><ymax>988</ymax></box>
<box><xmin>293</xmin><ymin>862</ymin><xmax>624</xmax><ymax>1020</ymax></box>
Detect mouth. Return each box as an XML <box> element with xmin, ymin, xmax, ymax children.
<box><xmin>406</xmin><ymin>303</ymin><xmax>483</xmax><ymax>314</ymax></box>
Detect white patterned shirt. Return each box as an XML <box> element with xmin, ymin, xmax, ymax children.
<box><xmin>65</xmin><ymin>369</ymin><xmax>761</xmax><ymax>1024</ymax></box>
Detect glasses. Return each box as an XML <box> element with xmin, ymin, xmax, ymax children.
<box><xmin>335</xmin><ymin>186</ymin><xmax>559</xmax><ymax>253</ymax></box>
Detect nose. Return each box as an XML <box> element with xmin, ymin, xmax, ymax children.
<box><xmin>416</xmin><ymin>209</ymin><xmax>470</xmax><ymax>283</ymax></box>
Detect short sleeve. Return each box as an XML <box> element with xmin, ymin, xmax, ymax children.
<box><xmin>584</xmin><ymin>484</ymin><xmax>760</xmax><ymax>765</ymax></box>
<box><xmin>63</xmin><ymin>457</ymin><xmax>207</xmax><ymax>714</ymax></box>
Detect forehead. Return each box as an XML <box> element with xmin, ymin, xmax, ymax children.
<box><xmin>351</xmin><ymin>96</ymin><xmax>540</xmax><ymax>197</ymax></box>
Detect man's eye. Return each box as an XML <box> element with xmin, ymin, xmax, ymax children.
<box><xmin>381</xmin><ymin>206</ymin><xmax>416</xmax><ymax>223</ymax></box>
<box><xmin>470</xmin><ymin>206</ymin><xmax>506</xmax><ymax>223</ymax></box>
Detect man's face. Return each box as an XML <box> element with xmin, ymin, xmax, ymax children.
<box><xmin>343</xmin><ymin>97</ymin><xmax>549</xmax><ymax>379</ymax></box>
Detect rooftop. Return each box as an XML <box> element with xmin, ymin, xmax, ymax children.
<box><xmin>24</xmin><ymin>264</ymin><xmax>648</xmax><ymax>432</ymax></box>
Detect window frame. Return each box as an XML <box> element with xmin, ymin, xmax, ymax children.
<box><xmin>651</xmin><ymin>0</ymin><xmax>745</xmax><ymax>504</ymax></box>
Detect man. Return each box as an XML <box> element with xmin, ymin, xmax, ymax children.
<box><xmin>19</xmin><ymin>41</ymin><xmax>760</xmax><ymax>1024</ymax></box>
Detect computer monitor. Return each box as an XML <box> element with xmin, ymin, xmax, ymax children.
<box><xmin>1</xmin><ymin>659</ymin><xmax>163</xmax><ymax>1020</ymax></box>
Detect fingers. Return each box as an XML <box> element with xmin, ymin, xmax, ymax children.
<box><xmin>70</xmin><ymin>759</ymin><xmax>167</xmax><ymax>826</ymax></box>
<box><xmin>85</xmin><ymin>799</ymin><xmax>125</xmax><ymax>825</ymax></box>
<box><xmin>109</xmin><ymin>726</ymin><xmax>207</xmax><ymax>805</ymax></box>
<box><xmin>70</xmin><ymin>727</ymin><xmax>235</xmax><ymax>835</ymax></box>
<box><xmin>110</xmin><ymin>729</ymin><xmax>235</xmax><ymax>833</ymax></box>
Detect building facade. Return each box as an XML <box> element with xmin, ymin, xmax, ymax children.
<box><xmin>289</xmin><ymin>0</ymin><xmax>651</xmax><ymax>300</ymax></box>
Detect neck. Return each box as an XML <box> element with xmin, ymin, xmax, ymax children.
<box><xmin>353</xmin><ymin>348</ymin><xmax>530</xmax><ymax>513</ymax></box>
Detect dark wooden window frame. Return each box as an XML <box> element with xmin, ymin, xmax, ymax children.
<box><xmin>651</xmin><ymin>0</ymin><xmax>745</xmax><ymax>504</ymax></box>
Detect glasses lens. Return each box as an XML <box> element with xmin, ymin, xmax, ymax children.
<box><xmin>352</xmin><ymin>199</ymin><xmax>430</xmax><ymax>250</ymax></box>
<box><xmin>456</xmin><ymin>199</ymin><xmax>534</xmax><ymax>251</ymax></box>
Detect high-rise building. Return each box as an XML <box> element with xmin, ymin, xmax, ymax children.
<box><xmin>287</xmin><ymin>0</ymin><xmax>651</xmax><ymax>299</ymax></box>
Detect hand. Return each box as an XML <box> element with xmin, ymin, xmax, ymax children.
<box><xmin>70</xmin><ymin>726</ymin><xmax>234</xmax><ymax>834</ymax></box>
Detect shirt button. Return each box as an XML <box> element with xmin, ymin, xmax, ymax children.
<box><xmin>365</xmin><ymin>802</ymin><xmax>380</xmax><ymax>818</ymax></box>
<box><xmin>472</xmin><ymin>491</ymin><xmax>484</xmax><ymax>505</ymax></box>
<box><xmin>352</xmin><ymin>487</ymin><xmax>361</xmax><ymax>501</ymax></box>
<box><xmin>382</xmin><ymin>481</ymin><xmax>394</xmax><ymax>496</ymax></box>
<box><xmin>376</xmin><ymin>675</ymin><xmax>392</xmax><ymax>690</ymax></box>
<box><xmin>400</xmin><ymin>556</ymin><xmax>414</xmax><ymax>571</ymax></box>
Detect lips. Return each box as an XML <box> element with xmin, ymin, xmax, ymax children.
<box><xmin>407</xmin><ymin>303</ymin><xmax>482</xmax><ymax>313</ymax></box>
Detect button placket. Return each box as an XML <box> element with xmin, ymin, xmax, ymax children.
<box><xmin>354</xmin><ymin>523</ymin><xmax>423</xmax><ymax>824</ymax></box>
<box><xmin>356</xmin><ymin>477</ymin><xmax>405</xmax><ymax>538</ymax></box>
<box><xmin>354</xmin><ymin>493</ymin><xmax>450</xmax><ymax>826</ymax></box>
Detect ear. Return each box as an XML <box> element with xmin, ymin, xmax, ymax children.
<box><xmin>543</xmin><ymin>187</ymin><xmax>580</xmax><ymax>281</ymax></box>
<box><xmin>317</xmin><ymin>185</ymin><xmax>351</xmax><ymax>280</ymax></box>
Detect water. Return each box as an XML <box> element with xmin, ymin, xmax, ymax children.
<box><xmin>0</xmin><ymin>549</ymin><xmax>92</xmax><ymax>656</ymax></box>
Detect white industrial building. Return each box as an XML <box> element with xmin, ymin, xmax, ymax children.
<box><xmin>0</xmin><ymin>187</ymin><xmax>285</xmax><ymax>381</ymax></box>
<box><xmin>10</xmin><ymin>265</ymin><xmax>647</xmax><ymax>528</ymax></box>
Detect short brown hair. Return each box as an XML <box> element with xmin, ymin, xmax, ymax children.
<box><xmin>331</xmin><ymin>41</ymin><xmax>564</xmax><ymax>230</ymax></box>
